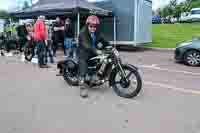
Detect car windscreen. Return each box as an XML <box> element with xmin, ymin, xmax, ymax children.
<box><xmin>191</xmin><ymin>10</ymin><xmax>200</xmax><ymax>15</ymax></box>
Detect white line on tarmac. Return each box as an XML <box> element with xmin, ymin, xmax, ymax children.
<box><xmin>145</xmin><ymin>81</ymin><xmax>200</xmax><ymax>95</ymax></box>
<box><xmin>139</xmin><ymin>64</ymin><xmax>200</xmax><ymax>76</ymax></box>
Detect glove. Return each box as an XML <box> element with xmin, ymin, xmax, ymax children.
<box><xmin>26</xmin><ymin>35</ymin><xmax>31</xmax><ymax>41</ymax></box>
<box><xmin>96</xmin><ymin>50</ymin><xmax>102</xmax><ymax>55</ymax></box>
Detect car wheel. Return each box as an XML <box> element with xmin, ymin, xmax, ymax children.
<box><xmin>184</xmin><ymin>50</ymin><xmax>200</xmax><ymax>66</ymax></box>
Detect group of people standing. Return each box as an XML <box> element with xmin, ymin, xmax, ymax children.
<box><xmin>18</xmin><ymin>16</ymin><xmax>75</xmax><ymax>68</ymax></box>
<box><xmin>52</xmin><ymin>17</ymin><xmax>74</xmax><ymax>57</ymax></box>
<box><xmin>3</xmin><ymin>15</ymin><xmax>110</xmax><ymax>98</ymax></box>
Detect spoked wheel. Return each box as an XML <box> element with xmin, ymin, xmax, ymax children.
<box><xmin>63</xmin><ymin>68</ymin><xmax>79</xmax><ymax>86</ymax></box>
<box><xmin>184</xmin><ymin>50</ymin><xmax>200</xmax><ymax>66</ymax></box>
<box><xmin>111</xmin><ymin>65</ymin><xmax>142</xmax><ymax>98</ymax></box>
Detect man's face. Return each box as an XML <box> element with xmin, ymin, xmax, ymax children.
<box><xmin>88</xmin><ymin>24</ymin><xmax>97</xmax><ymax>33</ymax></box>
<box><xmin>56</xmin><ymin>17</ymin><xmax>60</xmax><ymax>22</ymax></box>
<box><xmin>65</xmin><ymin>20</ymin><xmax>70</xmax><ymax>25</ymax></box>
<box><xmin>41</xmin><ymin>18</ymin><xmax>45</xmax><ymax>22</ymax></box>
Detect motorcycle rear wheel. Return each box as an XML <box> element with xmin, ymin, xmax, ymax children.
<box><xmin>63</xmin><ymin>68</ymin><xmax>79</xmax><ymax>86</ymax></box>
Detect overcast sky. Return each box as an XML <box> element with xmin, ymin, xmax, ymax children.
<box><xmin>0</xmin><ymin>0</ymin><xmax>38</xmax><ymax>11</ymax></box>
<box><xmin>0</xmin><ymin>0</ymin><xmax>186</xmax><ymax>11</ymax></box>
<box><xmin>152</xmin><ymin>0</ymin><xmax>185</xmax><ymax>10</ymax></box>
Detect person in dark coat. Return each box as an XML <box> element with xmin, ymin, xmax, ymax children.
<box><xmin>56</xmin><ymin>16</ymin><xmax>110</xmax><ymax>98</ymax></box>
<box><xmin>78</xmin><ymin>15</ymin><xmax>110</xmax><ymax>98</ymax></box>
<box><xmin>16</xmin><ymin>22</ymin><xmax>28</xmax><ymax>52</ymax></box>
<box><xmin>64</xmin><ymin>18</ymin><xmax>75</xmax><ymax>57</ymax></box>
<box><xmin>52</xmin><ymin>17</ymin><xmax>65</xmax><ymax>56</ymax></box>
<box><xmin>56</xmin><ymin>18</ymin><xmax>74</xmax><ymax>76</ymax></box>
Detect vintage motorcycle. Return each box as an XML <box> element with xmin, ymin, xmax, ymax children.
<box><xmin>63</xmin><ymin>46</ymin><xmax>142</xmax><ymax>98</ymax></box>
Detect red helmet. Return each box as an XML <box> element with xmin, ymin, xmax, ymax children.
<box><xmin>86</xmin><ymin>15</ymin><xmax>100</xmax><ymax>25</ymax></box>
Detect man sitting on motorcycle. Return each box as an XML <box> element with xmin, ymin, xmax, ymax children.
<box><xmin>78</xmin><ymin>15</ymin><xmax>110</xmax><ymax>98</ymax></box>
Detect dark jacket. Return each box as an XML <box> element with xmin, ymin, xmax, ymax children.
<box><xmin>78</xmin><ymin>26</ymin><xmax>110</xmax><ymax>59</ymax></box>
<box><xmin>16</xmin><ymin>25</ymin><xmax>28</xmax><ymax>38</ymax></box>
<box><xmin>52</xmin><ymin>21</ymin><xmax>64</xmax><ymax>43</ymax></box>
<box><xmin>64</xmin><ymin>24</ymin><xmax>74</xmax><ymax>38</ymax></box>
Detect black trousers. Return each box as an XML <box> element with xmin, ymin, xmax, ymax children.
<box><xmin>36</xmin><ymin>41</ymin><xmax>46</xmax><ymax>66</ymax></box>
<box><xmin>18</xmin><ymin>37</ymin><xmax>27</xmax><ymax>52</ymax></box>
<box><xmin>53</xmin><ymin>41</ymin><xmax>66</xmax><ymax>56</ymax></box>
<box><xmin>79</xmin><ymin>52</ymin><xmax>97</xmax><ymax>78</ymax></box>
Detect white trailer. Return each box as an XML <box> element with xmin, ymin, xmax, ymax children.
<box><xmin>94</xmin><ymin>0</ymin><xmax>152</xmax><ymax>46</ymax></box>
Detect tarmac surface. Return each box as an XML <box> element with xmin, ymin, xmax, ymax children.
<box><xmin>0</xmin><ymin>49</ymin><xmax>199</xmax><ymax>133</ymax></box>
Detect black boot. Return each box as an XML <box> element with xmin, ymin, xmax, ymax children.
<box><xmin>79</xmin><ymin>78</ymin><xmax>88</xmax><ymax>98</ymax></box>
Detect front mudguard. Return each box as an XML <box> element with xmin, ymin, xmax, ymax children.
<box><xmin>109</xmin><ymin>64</ymin><xmax>138</xmax><ymax>87</ymax></box>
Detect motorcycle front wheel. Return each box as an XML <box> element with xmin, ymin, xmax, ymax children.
<box><xmin>110</xmin><ymin>65</ymin><xmax>142</xmax><ymax>98</ymax></box>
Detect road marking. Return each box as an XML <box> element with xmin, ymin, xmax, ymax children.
<box><xmin>139</xmin><ymin>64</ymin><xmax>200</xmax><ymax>76</ymax></box>
<box><xmin>145</xmin><ymin>81</ymin><xmax>200</xmax><ymax>95</ymax></box>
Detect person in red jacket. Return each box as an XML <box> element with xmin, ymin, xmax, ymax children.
<box><xmin>34</xmin><ymin>16</ymin><xmax>48</xmax><ymax>68</ymax></box>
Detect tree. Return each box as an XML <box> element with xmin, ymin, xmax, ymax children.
<box><xmin>158</xmin><ymin>0</ymin><xmax>200</xmax><ymax>20</ymax></box>
<box><xmin>174</xmin><ymin>5</ymin><xmax>182</xmax><ymax>20</ymax></box>
<box><xmin>161</xmin><ymin>5</ymin><xmax>173</xmax><ymax>18</ymax></box>
<box><xmin>22</xmin><ymin>1</ymin><xmax>30</xmax><ymax>10</ymax></box>
<box><xmin>161</xmin><ymin>6</ymin><xmax>169</xmax><ymax>17</ymax></box>
<box><xmin>156</xmin><ymin>8</ymin><xmax>162</xmax><ymax>16</ymax></box>
<box><xmin>169</xmin><ymin>0</ymin><xmax>177</xmax><ymax>9</ymax></box>
<box><xmin>152</xmin><ymin>10</ymin><xmax>155</xmax><ymax>16</ymax></box>
<box><xmin>169</xmin><ymin>0</ymin><xmax>178</xmax><ymax>16</ymax></box>
<box><xmin>179</xmin><ymin>2</ymin><xmax>186</xmax><ymax>12</ymax></box>
<box><xmin>0</xmin><ymin>10</ymin><xmax>9</xmax><ymax>19</ymax></box>
<box><xmin>182</xmin><ymin>0</ymin><xmax>200</xmax><ymax>12</ymax></box>
<box><xmin>190</xmin><ymin>0</ymin><xmax>200</xmax><ymax>9</ymax></box>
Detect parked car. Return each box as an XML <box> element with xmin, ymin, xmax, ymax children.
<box><xmin>190</xmin><ymin>8</ymin><xmax>200</xmax><ymax>22</ymax></box>
<box><xmin>180</xmin><ymin>12</ymin><xmax>191</xmax><ymax>23</ymax></box>
<box><xmin>152</xmin><ymin>16</ymin><xmax>162</xmax><ymax>24</ymax></box>
<box><xmin>162</xmin><ymin>18</ymin><xmax>173</xmax><ymax>24</ymax></box>
<box><xmin>175</xmin><ymin>37</ymin><xmax>200</xmax><ymax>66</ymax></box>
<box><xmin>180</xmin><ymin>8</ymin><xmax>200</xmax><ymax>23</ymax></box>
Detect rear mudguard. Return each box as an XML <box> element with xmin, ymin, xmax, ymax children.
<box><xmin>109</xmin><ymin>64</ymin><xmax>138</xmax><ymax>86</ymax></box>
<box><xmin>64</xmin><ymin>57</ymin><xmax>79</xmax><ymax>68</ymax></box>
<box><xmin>57</xmin><ymin>57</ymin><xmax>79</xmax><ymax>73</ymax></box>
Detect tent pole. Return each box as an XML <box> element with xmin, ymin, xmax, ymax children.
<box><xmin>134</xmin><ymin>0</ymin><xmax>138</xmax><ymax>46</ymax></box>
<box><xmin>9</xmin><ymin>18</ymin><xmax>12</xmax><ymax>37</ymax></box>
<box><xmin>113</xmin><ymin>16</ymin><xmax>116</xmax><ymax>47</ymax></box>
<box><xmin>77</xmin><ymin>12</ymin><xmax>80</xmax><ymax>38</ymax></box>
